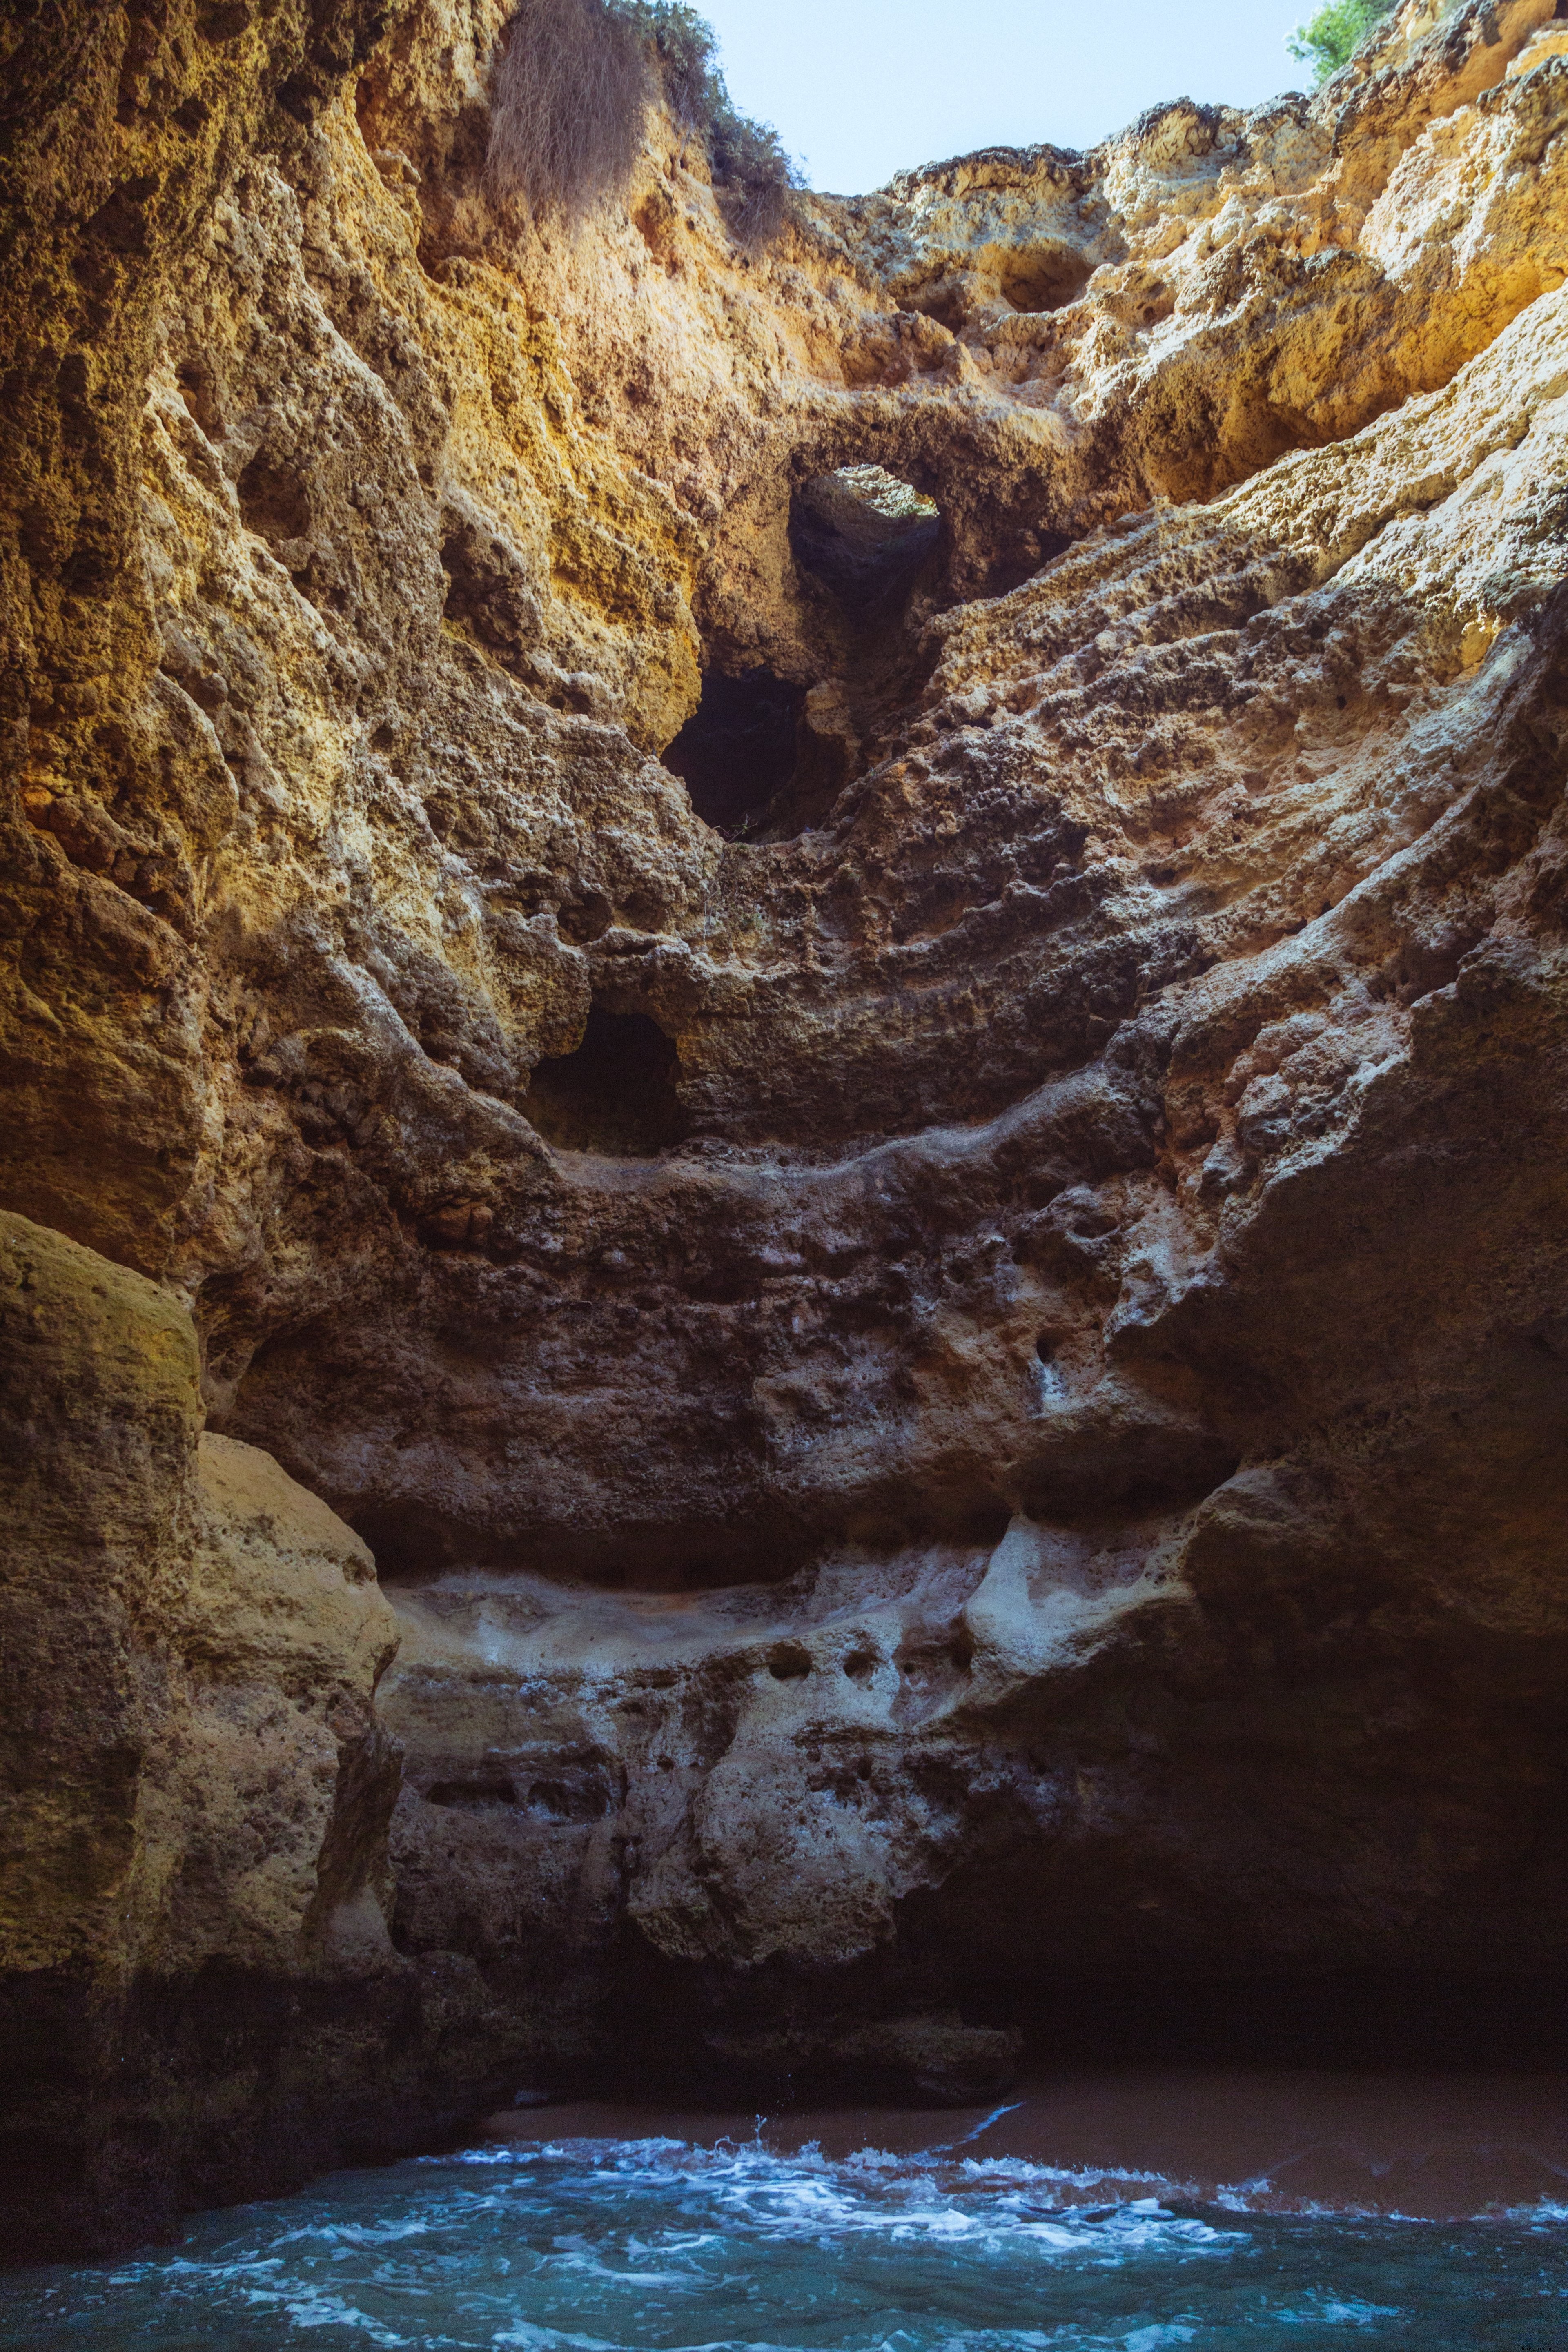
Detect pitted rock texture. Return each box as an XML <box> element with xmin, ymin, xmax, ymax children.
<box><xmin>4</xmin><ymin>0</ymin><xmax>1568</xmax><ymax>2251</ymax></box>
<box><xmin>0</xmin><ymin>1211</ymin><xmax>415</xmax><ymax>2258</ymax></box>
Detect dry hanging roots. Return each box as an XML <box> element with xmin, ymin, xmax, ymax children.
<box><xmin>486</xmin><ymin>0</ymin><xmax>650</xmax><ymax>221</ymax></box>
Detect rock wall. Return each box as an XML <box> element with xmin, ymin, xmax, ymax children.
<box><xmin>5</xmin><ymin>0</ymin><xmax>1568</xmax><ymax>2253</ymax></box>
<box><xmin>0</xmin><ymin>1211</ymin><xmax>412</xmax><ymax>2255</ymax></box>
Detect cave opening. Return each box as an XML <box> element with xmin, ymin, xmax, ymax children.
<box><xmin>526</xmin><ymin>1002</ymin><xmax>682</xmax><ymax>1155</ymax></box>
<box><xmin>664</xmin><ymin>466</ymin><xmax>944</xmax><ymax>843</ymax></box>
<box><xmin>996</xmin><ymin>243</ymin><xmax>1094</xmax><ymax>314</ymax></box>
<box><xmin>662</xmin><ymin>667</ymin><xmax>807</xmax><ymax>838</ymax></box>
<box><xmin>790</xmin><ymin>462</ymin><xmax>942</xmax><ymax>623</ymax></box>
<box><xmin>236</xmin><ymin>448</ymin><xmax>309</xmax><ymax>545</ymax></box>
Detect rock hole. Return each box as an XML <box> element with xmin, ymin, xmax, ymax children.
<box><xmin>427</xmin><ymin>1779</ymin><xmax>518</xmax><ymax>1811</ymax></box>
<box><xmin>527</xmin><ymin>1002</ymin><xmax>682</xmax><ymax>1155</ymax></box>
<box><xmin>663</xmin><ymin>466</ymin><xmax>947</xmax><ymax>842</ymax></box>
<box><xmin>557</xmin><ymin>888</ymin><xmax>613</xmax><ymax>944</ymax></box>
<box><xmin>176</xmin><ymin>359</ymin><xmax>224</xmax><ymax>440</ymax></box>
<box><xmin>662</xmin><ymin>666</ymin><xmax>807</xmax><ymax>838</ymax></box>
<box><xmin>843</xmin><ymin>1647</ymin><xmax>878</xmax><ymax>1681</ymax></box>
<box><xmin>526</xmin><ymin>1777</ymin><xmax>602</xmax><ymax>1821</ymax></box>
<box><xmin>346</xmin><ymin>1499</ymin><xmax>454</xmax><ymax>1582</ymax></box>
<box><xmin>791</xmin><ymin>463</ymin><xmax>942</xmax><ymax>623</ymax></box>
<box><xmin>1036</xmin><ymin>1332</ymin><xmax>1059</xmax><ymax>1365</ymax></box>
<box><xmin>906</xmin><ymin>279</ymin><xmax>967</xmax><ymax>332</ymax></box>
<box><xmin>236</xmin><ymin>450</ymin><xmax>310</xmax><ymax>547</ymax></box>
<box><xmin>996</xmin><ymin>245</ymin><xmax>1093</xmax><ymax>314</ymax></box>
<box><xmin>767</xmin><ymin>1640</ymin><xmax>813</xmax><ymax>1679</ymax></box>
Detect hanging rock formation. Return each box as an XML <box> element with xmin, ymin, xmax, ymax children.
<box><xmin>4</xmin><ymin>0</ymin><xmax>1568</xmax><ymax>2256</ymax></box>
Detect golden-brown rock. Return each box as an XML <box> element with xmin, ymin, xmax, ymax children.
<box><xmin>0</xmin><ymin>1212</ymin><xmax>417</xmax><ymax>2254</ymax></box>
<box><xmin>5</xmin><ymin>0</ymin><xmax>1568</xmax><ymax>2250</ymax></box>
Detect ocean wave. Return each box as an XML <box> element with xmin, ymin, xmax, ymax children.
<box><xmin>7</xmin><ymin>2130</ymin><xmax>1568</xmax><ymax>2350</ymax></box>
<box><xmin>461</xmin><ymin>2135</ymin><xmax>1243</xmax><ymax>2264</ymax></box>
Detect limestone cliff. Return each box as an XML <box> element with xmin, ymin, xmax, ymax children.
<box><xmin>4</xmin><ymin>0</ymin><xmax>1568</xmax><ymax>2256</ymax></box>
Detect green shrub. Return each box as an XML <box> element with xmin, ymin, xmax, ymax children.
<box><xmin>1286</xmin><ymin>0</ymin><xmax>1399</xmax><ymax>85</ymax></box>
<box><xmin>635</xmin><ymin>0</ymin><xmax>718</xmax><ymax>127</ymax></box>
<box><xmin>707</xmin><ymin>103</ymin><xmax>800</xmax><ymax>248</ymax></box>
<box><xmin>632</xmin><ymin>2</ymin><xmax>801</xmax><ymax>243</ymax></box>
<box><xmin>487</xmin><ymin>0</ymin><xmax>800</xmax><ymax>247</ymax></box>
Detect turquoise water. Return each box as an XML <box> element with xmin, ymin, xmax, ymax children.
<box><xmin>4</xmin><ymin>2133</ymin><xmax>1568</xmax><ymax>2350</ymax></box>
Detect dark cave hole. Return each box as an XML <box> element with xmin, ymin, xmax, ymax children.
<box><xmin>526</xmin><ymin>1002</ymin><xmax>682</xmax><ymax>1155</ymax></box>
<box><xmin>906</xmin><ymin>280</ymin><xmax>968</xmax><ymax>332</ymax></box>
<box><xmin>557</xmin><ymin>886</ymin><xmax>613</xmax><ymax>944</ymax></box>
<box><xmin>347</xmin><ymin>1499</ymin><xmax>457</xmax><ymax>1583</ymax></box>
<box><xmin>790</xmin><ymin>463</ymin><xmax>943</xmax><ymax>623</ymax></box>
<box><xmin>662</xmin><ymin>666</ymin><xmax>806</xmax><ymax>837</ymax></box>
<box><xmin>427</xmin><ymin>1779</ymin><xmax>518</xmax><ymax>1811</ymax></box>
<box><xmin>236</xmin><ymin>448</ymin><xmax>309</xmax><ymax>546</ymax></box>
<box><xmin>176</xmin><ymin>358</ymin><xmax>224</xmax><ymax>440</ymax></box>
<box><xmin>664</xmin><ymin>467</ymin><xmax>944</xmax><ymax>842</ymax></box>
<box><xmin>996</xmin><ymin>244</ymin><xmax>1094</xmax><ymax>314</ymax></box>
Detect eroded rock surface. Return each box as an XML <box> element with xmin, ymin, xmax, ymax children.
<box><xmin>0</xmin><ymin>1212</ymin><xmax>413</xmax><ymax>2255</ymax></box>
<box><xmin>4</xmin><ymin>0</ymin><xmax>1568</xmax><ymax>2252</ymax></box>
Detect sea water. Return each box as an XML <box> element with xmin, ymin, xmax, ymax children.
<box><xmin>4</xmin><ymin>2128</ymin><xmax>1568</xmax><ymax>2352</ymax></box>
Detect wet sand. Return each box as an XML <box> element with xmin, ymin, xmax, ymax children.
<box><xmin>483</xmin><ymin>2069</ymin><xmax>1568</xmax><ymax>2220</ymax></box>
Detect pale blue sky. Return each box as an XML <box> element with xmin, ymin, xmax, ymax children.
<box><xmin>699</xmin><ymin>0</ymin><xmax>1314</xmax><ymax>193</ymax></box>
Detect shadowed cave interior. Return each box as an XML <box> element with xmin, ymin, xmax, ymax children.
<box><xmin>662</xmin><ymin>666</ymin><xmax>807</xmax><ymax>836</ymax></box>
<box><xmin>526</xmin><ymin>1003</ymin><xmax>684</xmax><ymax>1154</ymax></box>
<box><xmin>790</xmin><ymin>461</ymin><xmax>943</xmax><ymax>619</ymax></box>
<box><xmin>663</xmin><ymin>463</ymin><xmax>942</xmax><ymax>838</ymax></box>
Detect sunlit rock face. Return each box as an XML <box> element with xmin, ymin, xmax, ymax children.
<box><xmin>4</xmin><ymin>0</ymin><xmax>1568</xmax><ymax>2255</ymax></box>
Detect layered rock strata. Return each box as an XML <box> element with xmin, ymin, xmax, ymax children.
<box><xmin>4</xmin><ymin>0</ymin><xmax>1568</xmax><ymax>2254</ymax></box>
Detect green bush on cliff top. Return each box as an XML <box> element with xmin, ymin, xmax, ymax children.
<box><xmin>487</xmin><ymin>0</ymin><xmax>800</xmax><ymax>246</ymax></box>
<box><xmin>1286</xmin><ymin>0</ymin><xmax>1399</xmax><ymax>85</ymax></box>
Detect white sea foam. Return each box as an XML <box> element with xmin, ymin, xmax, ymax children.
<box><xmin>1265</xmin><ymin>2295</ymin><xmax>1402</xmax><ymax>2328</ymax></box>
<box><xmin>490</xmin><ymin>2324</ymin><xmax>620</xmax><ymax>2350</ymax></box>
<box><xmin>465</xmin><ymin>2135</ymin><xmax>1236</xmax><ymax>2264</ymax></box>
<box><xmin>6</xmin><ymin>2128</ymin><xmax>1568</xmax><ymax>2350</ymax></box>
<box><xmin>258</xmin><ymin>2285</ymin><xmax>412</xmax><ymax>2343</ymax></box>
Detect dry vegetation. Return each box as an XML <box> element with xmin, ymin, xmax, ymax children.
<box><xmin>486</xmin><ymin>0</ymin><xmax>800</xmax><ymax>244</ymax></box>
<box><xmin>486</xmin><ymin>0</ymin><xmax>650</xmax><ymax>219</ymax></box>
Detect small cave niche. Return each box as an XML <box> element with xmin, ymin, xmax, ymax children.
<box><xmin>176</xmin><ymin>356</ymin><xmax>225</xmax><ymax>441</ymax></box>
<box><xmin>236</xmin><ymin>448</ymin><xmax>310</xmax><ymax>547</ymax></box>
<box><xmin>427</xmin><ymin>1779</ymin><xmax>519</xmax><ymax>1812</ymax></box>
<box><xmin>662</xmin><ymin>667</ymin><xmax>807</xmax><ymax>838</ymax></box>
<box><xmin>347</xmin><ymin>1499</ymin><xmax>459</xmax><ymax>1584</ymax></box>
<box><xmin>526</xmin><ymin>1002</ymin><xmax>682</xmax><ymax>1156</ymax></box>
<box><xmin>791</xmin><ymin>463</ymin><xmax>942</xmax><ymax>623</ymax></box>
<box><xmin>904</xmin><ymin>279</ymin><xmax>968</xmax><ymax>333</ymax></box>
<box><xmin>663</xmin><ymin>466</ymin><xmax>945</xmax><ymax>842</ymax></box>
<box><xmin>766</xmin><ymin>1641</ymin><xmax>813</xmax><ymax>1680</ymax></box>
<box><xmin>439</xmin><ymin>499</ymin><xmax>543</xmax><ymax>677</ymax></box>
<box><xmin>996</xmin><ymin>245</ymin><xmax>1094</xmax><ymax>315</ymax></box>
